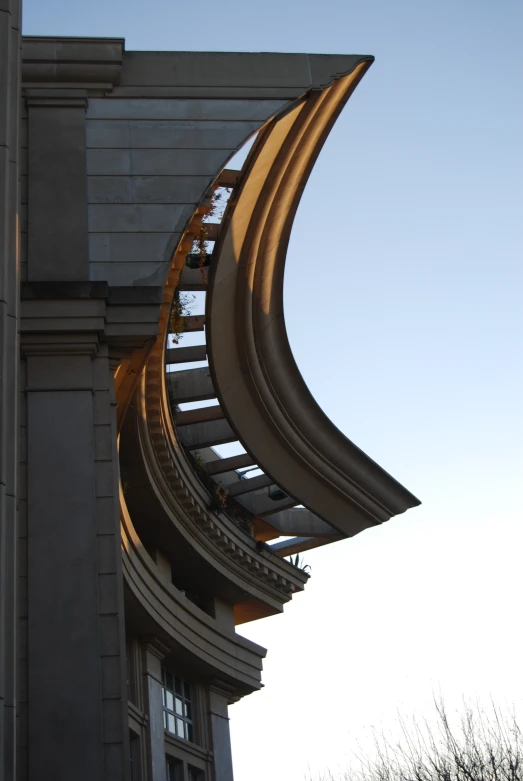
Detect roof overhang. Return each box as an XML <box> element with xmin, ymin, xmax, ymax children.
<box><xmin>206</xmin><ymin>60</ymin><xmax>421</xmax><ymax>537</ymax></box>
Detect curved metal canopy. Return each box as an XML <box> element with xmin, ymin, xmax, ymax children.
<box><xmin>206</xmin><ymin>60</ymin><xmax>421</xmax><ymax>537</ymax></box>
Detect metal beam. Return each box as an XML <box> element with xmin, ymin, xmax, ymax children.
<box><xmin>176</xmin><ymin>405</ymin><xmax>224</xmax><ymax>426</ymax></box>
<box><xmin>178</xmin><ymin>267</ymin><xmax>207</xmax><ymax>291</ymax></box>
<box><xmin>184</xmin><ymin>315</ymin><xmax>205</xmax><ymax>332</ymax></box>
<box><xmin>167</xmin><ymin>367</ymin><xmax>215</xmax><ymax>403</ymax></box>
<box><xmin>266</xmin><ymin>507</ymin><xmax>339</xmax><ymax>537</ymax></box>
<box><xmin>205</xmin><ymin>453</ymin><xmax>256</xmax><ymax>476</ymax></box>
<box><xmin>238</xmin><ymin>488</ymin><xmax>297</xmax><ymax>516</ymax></box>
<box><xmin>202</xmin><ymin>222</ymin><xmax>220</xmax><ymax>240</ymax></box>
<box><xmin>178</xmin><ymin>419</ymin><xmax>236</xmax><ymax>449</ymax></box>
<box><xmin>269</xmin><ymin>536</ymin><xmax>338</xmax><ymax>557</ymax></box>
<box><xmin>227</xmin><ymin>472</ymin><xmax>273</xmax><ymax>497</ymax></box>
<box><xmin>216</xmin><ymin>169</ymin><xmax>240</xmax><ymax>188</ymax></box>
<box><xmin>165</xmin><ymin>345</ymin><xmax>207</xmax><ymax>364</ymax></box>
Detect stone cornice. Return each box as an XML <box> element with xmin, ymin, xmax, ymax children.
<box><xmin>137</xmin><ymin>365</ymin><xmax>308</xmax><ymax>606</ymax></box>
<box><xmin>19</xmin><ymin>285</ymin><xmax>163</xmax><ymax>401</ymax></box>
<box><xmin>110</xmin><ymin>195</ymin><xmax>309</xmax><ymax>613</ymax></box>
<box><xmin>21</xmin><ymin>36</ymin><xmax>124</xmax><ymax>87</ymax></box>
<box><xmin>120</xmin><ymin>491</ymin><xmax>267</xmax><ymax>697</ymax></box>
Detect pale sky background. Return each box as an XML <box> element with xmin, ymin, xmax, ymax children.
<box><xmin>23</xmin><ymin>1</ymin><xmax>523</xmax><ymax>779</ymax></box>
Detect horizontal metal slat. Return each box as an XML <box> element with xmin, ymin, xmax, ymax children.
<box><xmin>167</xmin><ymin>367</ymin><xmax>215</xmax><ymax>403</ymax></box>
<box><xmin>166</xmin><ymin>345</ymin><xmax>207</xmax><ymax>364</ymax></box>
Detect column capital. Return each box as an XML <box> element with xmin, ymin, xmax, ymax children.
<box><xmin>142</xmin><ymin>637</ymin><xmax>171</xmax><ymax>663</ymax></box>
<box><xmin>20</xmin><ymin>295</ymin><xmax>105</xmax><ymax>359</ymax></box>
<box><xmin>26</xmin><ymin>89</ymin><xmax>89</xmax><ymax>109</ymax></box>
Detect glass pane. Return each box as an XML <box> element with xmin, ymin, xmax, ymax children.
<box><xmin>175</xmin><ymin>697</ymin><xmax>183</xmax><ymax>715</ymax></box>
<box><xmin>167</xmin><ymin>713</ymin><xmax>175</xmax><ymax>733</ymax></box>
<box><xmin>165</xmin><ymin>691</ymin><xmax>174</xmax><ymax>712</ymax></box>
<box><xmin>129</xmin><ymin>732</ymin><xmax>138</xmax><ymax>781</ymax></box>
<box><xmin>176</xmin><ymin>718</ymin><xmax>184</xmax><ymax>739</ymax></box>
<box><xmin>187</xmin><ymin>722</ymin><xmax>194</xmax><ymax>743</ymax></box>
<box><xmin>166</xmin><ymin>671</ymin><xmax>174</xmax><ymax>692</ymax></box>
<box><xmin>167</xmin><ymin>760</ymin><xmax>183</xmax><ymax>781</ymax></box>
<box><xmin>174</xmin><ymin>676</ymin><xmax>182</xmax><ymax>695</ymax></box>
<box><xmin>183</xmin><ymin>681</ymin><xmax>191</xmax><ymax>700</ymax></box>
<box><xmin>184</xmin><ymin>701</ymin><xmax>192</xmax><ymax>720</ymax></box>
<box><xmin>163</xmin><ymin>710</ymin><xmax>167</xmax><ymax>729</ymax></box>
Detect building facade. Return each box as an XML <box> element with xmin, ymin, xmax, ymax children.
<box><xmin>0</xmin><ymin>14</ymin><xmax>420</xmax><ymax>781</ymax></box>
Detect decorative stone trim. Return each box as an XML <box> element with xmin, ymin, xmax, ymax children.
<box><xmin>120</xmin><ymin>495</ymin><xmax>266</xmax><ymax>695</ymax></box>
<box><xmin>22</xmin><ymin>37</ymin><xmax>124</xmax><ymax>87</ymax></box>
<box><xmin>132</xmin><ymin>194</ymin><xmax>307</xmax><ymax>602</ymax></box>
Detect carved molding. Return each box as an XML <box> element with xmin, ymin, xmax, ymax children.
<box><xmin>120</xmin><ymin>197</ymin><xmax>308</xmax><ymax>607</ymax></box>
<box><xmin>120</xmin><ymin>489</ymin><xmax>267</xmax><ymax>696</ymax></box>
<box><xmin>22</xmin><ymin>37</ymin><xmax>124</xmax><ymax>87</ymax></box>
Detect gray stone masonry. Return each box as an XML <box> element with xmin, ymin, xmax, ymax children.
<box><xmin>0</xmin><ymin>2</ymin><xmax>21</xmax><ymax>780</ymax></box>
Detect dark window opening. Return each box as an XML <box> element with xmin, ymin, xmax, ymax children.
<box><xmin>166</xmin><ymin>757</ymin><xmax>183</xmax><ymax>781</ymax></box>
<box><xmin>130</xmin><ymin>730</ymin><xmax>140</xmax><ymax>781</ymax></box>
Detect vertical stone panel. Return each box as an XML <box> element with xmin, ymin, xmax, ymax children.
<box><xmin>142</xmin><ymin>643</ymin><xmax>168</xmax><ymax>781</ymax></box>
<box><xmin>209</xmin><ymin>687</ymin><xmax>235</xmax><ymax>781</ymax></box>
<box><xmin>27</xmin><ymin>102</ymin><xmax>89</xmax><ymax>281</ymax></box>
<box><xmin>93</xmin><ymin>346</ymin><xmax>129</xmax><ymax>781</ymax></box>
<box><xmin>27</xmin><ymin>363</ymin><xmax>104</xmax><ymax>780</ymax></box>
<box><xmin>17</xmin><ymin>356</ymin><xmax>28</xmax><ymax>781</ymax></box>
<box><xmin>22</xmin><ymin>338</ymin><xmax>130</xmax><ymax>781</ymax></box>
<box><xmin>0</xmin><ymin>2</ymin><xmax>21</xmax><ymax>779</ymax></box>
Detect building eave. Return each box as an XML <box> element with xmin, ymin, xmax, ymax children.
<box><xmin>206</xmin><ymin>61</ymin><xmax>421</xmax><ymax>538</ymax></box>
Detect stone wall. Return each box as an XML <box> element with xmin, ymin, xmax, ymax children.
<box><xmin>85</xmin><ymin>97</ymin><xmax>285</xmax><ymax>286</ymax></box>
<box><xmin>0</xmin><ymin>2</ymin><xmax>21</xmax><ymax>779</ymax></box>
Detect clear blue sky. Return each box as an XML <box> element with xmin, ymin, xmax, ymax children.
<box><xmin>23</xmin><ymin>1</ymin><xmax>523</xmax><ymax>779</ymax></box>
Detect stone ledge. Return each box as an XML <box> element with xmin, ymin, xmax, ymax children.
<box><xmin>108</xmin><ymin>286</ymin><xmax>164</xmax><ymax>305</ymax></box>
<box><xmin>22</xmin><ymin>36</ymin><xmax>124</xmax><ymax>86</ymax></box>
<box><xmin>22</xmin><ymin>281</ymin><xmax>108</xmax><ymax>299</ymax></box>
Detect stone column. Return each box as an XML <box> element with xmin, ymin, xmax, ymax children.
<box><xmin>0</xmin><ymin>1</ymin><xmax>21</xmax><ymax>779</ymax></box>
<box><xmin>209</xmin><ymin>685</ymin><xmax>235</xmax><ymax>781</ymax></box>
<box><xmin>142</xmin><ymin>641</ymin><xmax>169</xmax><ymax>781</ymax></box>
<box><xmin>22</xmin><ymin>293</ymin><xmax>130</xmax><ymax>781</ymax></box>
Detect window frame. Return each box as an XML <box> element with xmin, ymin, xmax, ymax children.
<box><xmin>166</xmin><ymin>756</ymin><xmax>184</xmax><ymax>781</ymax></box>
<box><xmin>162</xmin><ymin>668</ymin><xmax>195</xmax><ymax>744</ymax></box>
<box><xmin>165</xmin><ymin>747</ymin><xmax>207</xmax><ymax>781</ymax></box>
<box><xmin>129</xmin><ymin>728</ymin><xmax>142</xmax><ymax>781</ymax></box>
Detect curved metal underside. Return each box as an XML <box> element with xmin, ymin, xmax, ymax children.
<box><xmin>206</xmin><ymin>62</ymin><xmax>421</xmax><ymax>536</ymax></box>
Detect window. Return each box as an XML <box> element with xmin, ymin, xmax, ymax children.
<box><xmin>188</xmin><ymin>767</ymin><xmax>204</xmax><ymax>781</ymax></box>
<box><xmin>166</xmin><ymin>758</ymin><xmax>183</xmax><ymax>781</ymax></box>
<box><xmin>162</xmin><ymin>668</ymin><xmax>194</xmax><ymax>742</ymax></box>
<box><xmin>129</xmin><ymin>730</ymin><xmax>140</xmax><ymax>781</ymax></box>
<box><xmin>126</xmin><ymin>637</ymin><xmax>137</xmax><ymax>704</ymax></box>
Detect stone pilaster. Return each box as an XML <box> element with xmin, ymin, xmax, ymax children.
<box><xmin>142</xmin><ymin>640</ymin><xmax>170</xmax><ymax>781</ymax></box>
<box><xmin>0</xmin><ymin>1</ymin><xmax>21</xmax><ymax>779</ymax></box>
<box><xmin>21</xmin><ymin>293</ymin><xmax>130</xmax><ymax>781</ymax></box>
<box><xmin>208</xmin><ymin>684</ymin><xmax>236</xmax><ymax>781</ymax></box>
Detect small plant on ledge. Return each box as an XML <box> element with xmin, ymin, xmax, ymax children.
<box><xmin>189</xmin><ymin>450</ymin><xmax>206</xmax><ymax>473</ymax></box>
<box><xmin>214</xmin><ymin>482</ymin><xmax>229</xmax><ymax>510</ymax></box>
<box><xmin>190</xmin><ymin>187</ymin><xmax>231</xmax><ymax>284</ymax></box>
<box><xmin>286</xmin><ymin>554</ymin><xmax>311</xmax><ymax>575</ymax></box>
<box><xmin>169</xmin><ymin>288</ymin><xmax>194</xmax><ymax>345</ymax></box>
<box><xmin>183</xmin><ymin>447</ymin><xmax>258</xmax><ymax>539</ymax></box>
